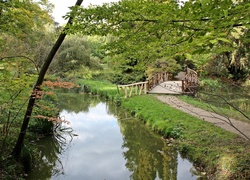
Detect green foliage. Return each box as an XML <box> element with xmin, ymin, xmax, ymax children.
<box><xmin>76</xmin><ymin>79</ymin><xmax>123</xmax><ymax>103</ymax></box>
<box><xmin>50</xmin><ymin>35</ymin><xmax>103</xmax><ymax>78</ymax></box>
<box><xmin>0</xmin><ymin>64</ymin><xmax>36</xmax><ymax>128</ymax></box>
<box><xmin>28</xmin><ymin>93</ymin><xmax>58</xmax><ymax>135</ymax></box>
<box><xmin>55</xmin><ymin>35</ymin><xmax>91</xmax><ymax>73</ymax></box>
<box><xmin>32</xmin><ymin>31</ymin><xmax>57</xmax><ymax>71</ymax></box>
<box><xmin>146</xmin><ymin>58</ymin><xmax>182</xmax><ymax>78</ymax></box>
<box><xmin>0</xmin><ymin>34</ymin><xmax>29</xmax><ymax>58</ymax></box>
<box><xmin>104</xmin><ymin>54</ymin><xmax>147</xmax><ymax>84</ymax></box>
<box><xmin>0</xmin><ymin>157</ymin><xmax>24</xmax><ymax>179</ymax></box>
<box><xmin>202</xmin><ymin>55</ymin><xmax>229</xmax><ymax>77</ymax></box>
<box><xmin>202</xmin><ymin>28</ymin><xmax>250</xmax><ymax>80</ymax></box>
<box><xmin>86</xmin><ymin>35</ymin><xmax>106</xmax><ymax>59</ymax></box>
<box><xmin>0</xmin><ymin>1</ymin><xmax>57</xmax><ymax>76</ymax></box>
<box><xmin>0</xmin><ymin>65</ymin><xmax>40</xmax><ymax>178</ymax></box>
<box><xmin>0</xmin><ymin>0</ymin><xmax>53</xmax><ymax>40</ymax></box>
<box><xmin>0</xmin><ymin>0</ymin><xmax>250</xmax><ymax>177</ymax></box>
<box><xmin>0</xmin><ymin>61</ymin><xmax>58</xmax><ymax>179</ymax></box>
<box><xmin>199</xmin><ymin>78</ymin><xmax>223</xmax><ymax>90</ymax></box>
<box><xmin>68</xmin><ymin>0</ymin><xmax>250</xmax><ymax>81</ymax></box>
<box><xmin>28</xmin><ymin>119</ymin><xmax>53</xmax><ymax>135</ymax></box>
<box><xmin>0</xmin><ymin>1</ymin><xmax>60</xmax><ymax>178</ymax></box>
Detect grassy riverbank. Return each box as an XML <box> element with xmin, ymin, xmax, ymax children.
<box><xmin>77</xmin><ymin>79</ymin><xmax>123</xmax><ymax>103</ymax></box>
<box><xmin>179</xmin><ymin>95</ymin><xmax>250</xmax><ymax>123</ymax></box>
<box><xmin>122</xmin><ymin>95</ymin><xmax>250</xmax><ymax>179</ymax></box>
<box><xmin>78</xmin><ymin>79</ymin><xmax>250</xmax><ymax>179</ymax></box>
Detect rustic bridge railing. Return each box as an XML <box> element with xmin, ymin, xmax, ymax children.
<box><xmin>117</xmin><ymin>81</ymin><xmax>148</xmax><ymax>98</ymax></box>
<box><xmin>147</xmin><ymin>72</ymin><xmax>170</xmax><ymax>91</ymax></box>
<box><xmin>118</xmin><ymin>69</ymin><xmax>199</xmax><ymax>98</ymax></box>
<box><xmin>117</xmin><ymin>72</ymin><xmax>170</xmax><ymax>98</ymax></box>
<box><xmin>182</xmin><ymin>68</ymin><xmax>199</xmax><ymax>95</ymax></box>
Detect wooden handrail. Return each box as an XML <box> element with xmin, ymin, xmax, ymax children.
<box><xmin>182</xmin><ymin>68</ymin><xmax>199</xmax><ymax>95</ymax></box>
<box><xmin>117</xmin><ymin>69</ymin><xmax>199</xmax><ymax>97</ymax></box>
<box><xmin>117</xmin><ymin>81</ymin><xmax>148</xmax><ymax>87</ymax></box>
<box><xmin>117</xmin><ymin>81</ymin><xmax>148</xmax><ymax>98</ymax></box>
<box><xmin>147</xmin><ymin>72</ymin><xmax>169</xmax><ymax>91</ymax></box>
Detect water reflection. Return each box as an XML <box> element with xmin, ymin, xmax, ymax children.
<box><xmin>56</xmin><ymin>93</ymin><xmax>101</xmax><ymax>113</ymax></box>
<box><xmin>27</xmin><ymin>135</ymin><xmax>66</xmax><ymax>179</ymax></box>
<box><xmin>177</xmin><ymin>154</ymin><xmax>197</xmax><ymax>179</ymax></box>
<box><xmin>54</xmin><ymin>103</ymin><xmax>130</xmax><ymax>180</ymax></box>
<box><xmin>118</xmin><ymin>116</ymin><xmax>178</xmax><ymax>179</ymax></box>
<box><xmin>27</xmin><ymin>93</ymin><xmax>197</xmax><ymax>180</ymax></box>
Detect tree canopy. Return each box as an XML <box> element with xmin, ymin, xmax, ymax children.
<box><xmin>68</xmin><ymin>0</ymin><xmax>250</xmax><ymax>78</ymax></box>
<box><xmin>0</xmin><ymin>0</ymin><xmax>54</xmax><ymax>39</ymax></box>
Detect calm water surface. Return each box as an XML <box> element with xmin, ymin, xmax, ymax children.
<box><xmin>27</xmin><ymin>94</ymin><xmax>198</xmax><ymax>180</ymax></box>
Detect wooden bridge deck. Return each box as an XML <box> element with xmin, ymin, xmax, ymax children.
<box><xmin>117</xmin><ymin>69</ymin><xmax>199</xmax><ymax>98</ymax></box>
<box><xmin>148</xmin><ymin>81</ymin><xmax>182</xmax><ymax>95</ymax></box>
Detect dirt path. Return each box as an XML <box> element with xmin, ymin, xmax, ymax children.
<box><xmin>156</xmin><ymin>95</ymin><xmax>250</xmax><ymax>140</ymax></box>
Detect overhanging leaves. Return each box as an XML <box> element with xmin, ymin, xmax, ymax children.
<box><xmin>67</xmin><ymin>0</ymin><xmax>250</xmax><ymax>69</ymax></box>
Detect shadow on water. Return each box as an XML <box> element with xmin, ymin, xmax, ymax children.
<box><xmin>27</xmin><ymin>93</ymin><xmax>200</xmax><ymax>180</ymax></box>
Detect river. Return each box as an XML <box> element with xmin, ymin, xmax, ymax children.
<box><xmin>27</xmin><ymin>94</ymin><xmax>198</xmax><ymax>180</ymax></box>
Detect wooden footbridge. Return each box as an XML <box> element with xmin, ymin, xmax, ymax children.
<box><xmin>117</xmin><ymin>68</ymin><xmax>199</xmax><ymax>98</ymax></box>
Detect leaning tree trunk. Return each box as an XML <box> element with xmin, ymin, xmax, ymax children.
<box><xmin>12</xmin><ymin>0</ymin><xmax>83</xmax><ymax>159</ymax></box>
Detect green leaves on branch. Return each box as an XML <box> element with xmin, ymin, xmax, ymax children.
<box><xmin>67</xmin><ymin>0</ymin><xmax>250</xmax><ymax>63</ymax></box>
<box><xmin>0</xmin><ymin>0</ymin><xmax>53</xmax><ymax>39</ymax></box>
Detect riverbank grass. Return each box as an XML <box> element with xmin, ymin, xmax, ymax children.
<box><xmin>121</xmin><ymin>95</ymin><xmax>250</xmax><ymax>179</ymax></box>
<box><xmin>77</xmin><ymin>79</ymin><xmax>123</xmax><ymax>102</ymax></box>
<box><xmin>78</xmin><ymin>79</ymin><xmax>250</xmax><ymax>179</ymax></box>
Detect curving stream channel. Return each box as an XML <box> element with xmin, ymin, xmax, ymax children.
<box><xmin>27</xmin><ymin>94</ymin><xmax>198</xmax><ymax>180</ymax></box>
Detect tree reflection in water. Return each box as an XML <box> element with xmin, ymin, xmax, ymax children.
<box><xmin>56</xmin><ymin>93</ymin><xmax>102</xmax><ymax>113</ymax></box>
<box><xmin>27</xmin><ymin>93</ymin><xmax>196</xmax><ymax>180</ymax></box>
<box><xmin>27</xmin><ymin>134</ymin><xmax>67</xmax><ymax>179</ymax></box>
<box><xmin>117</xmin><ymin>112</ymin><xmax>178</xmax><ymax>180</ymax></box>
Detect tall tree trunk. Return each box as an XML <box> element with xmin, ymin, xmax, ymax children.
<box><xmin>12</xmin><ymin>0</ymin><xmax>83</xmax><ymax>159</ymax></box>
